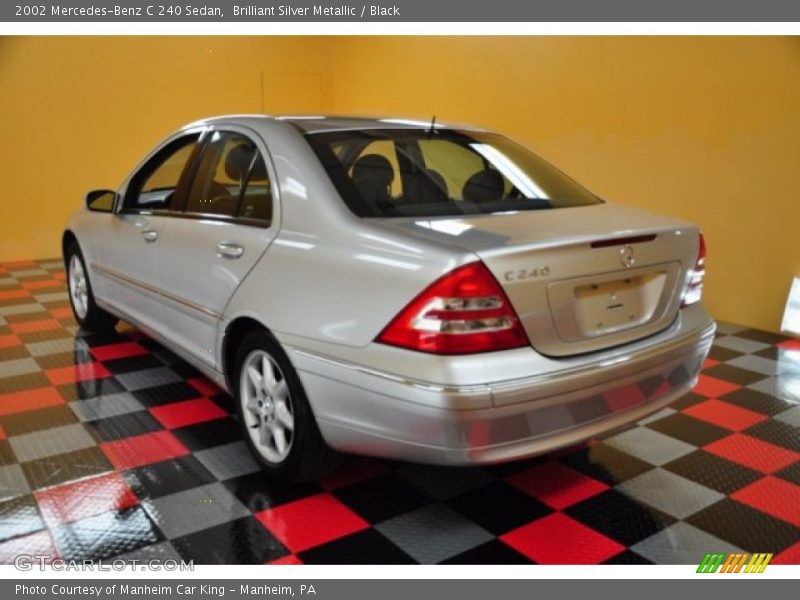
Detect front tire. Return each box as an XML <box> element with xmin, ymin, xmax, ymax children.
<box><xmin>233</xmin><ymin>330</ymin><xmax>341</xmax><ymax>482</ymax></box>
<box><xmin>65</xmin><ymin>242</ymin><xmax>118</xmax><ymax>333</ymax></box>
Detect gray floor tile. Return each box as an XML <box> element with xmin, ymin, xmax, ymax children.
<box><xmin>396</xmin><ymin>464</ymin><xmax>496</xmax><ymax>500</ymax></box>
<box><xmin>726</xmin><ymin>355</ymin><xmax>779</xmax><ymax>376</ymax></box>
<box><xmin>713</xmin><ymin>336</ymin><xmax>770</xmax><ymax>354</ymax></box>
<box><xmin>774</xmin><ymin>405</ymin><xmax>800</xmax><ymax>428</ymax></box>
<box><xmin>69</xmin><ymin>392</ymin><xmax>145</xmax><ymax>422</ymax></box>
<box><xmin>9</xmin><ymin>269</ymin><xmax>48</xmax><ymax>278</ymax></box>
<box><xmin>115</xmin><ymin>541</ymin><xmax>183</xmax><ymax>563</ymax></box>
<box><xmin>376</xmin><ymin>504</ymin><xmax>492</xmax><ymax>564</ymax></box>
<box><xmin>632</xmin><ymin>522</ymin><xmax>744</xmax><ymax>565</ymax></box>
<box><xmin>115</xmin><ymin>367</ymin><xmax>182</xmax><ymax>391</ymax></box>
<box><xmin>748</xmin><ymin>377</ymin><xmax>800</xmax><ymax>404</ymax></box>
<box><xmin>0</xmin><ymin>277</ymin><xmax>17</xmax><ymax>286</ymax></box>
<box><xmin>194</xmin><ymin>441</ymin><xmax>260</xmax><ymax>481</ymax></box>
<box><xmin>0</xmin><ymin>464</ymin><xmax>31</xmax><ymax>501</ymax></box>
<box><xmin>617</xmin><ymin>469</ymin><xmax>724</xmax><ymax>519</ymax></box>
<box><xmin>33</xmin><ymin>292</ymin><xmax>69</xmax><ymax>303</ymax></box>
<box><xmin>636</xmin><ymin>407</ymin><xmax>677</xmax><ymax>426</ymax></box>
<box><xmin>9</xmin><ymin>423</ymin><xmax>97</xmax><ymax>462</ymax></box>
<box><xmin>0</xmin><ymin>358</ymin><xmax>41</xmax><ymax>379</ymax></box>
<box><xmin>714</xmin><ymin>322</ymin><xmax>747</xmax><ymax>335</ymax></box>
<box><xmin>25</xmin><ymin>338</ymin><xmax>77</xmax><ymax>358</ymax></box>
<box><xmin>604</xmin><ymin>426</ymin><xmax>696</xmax><ymax>466</ymax></box>
<box><xmin>0</xmin><ymin>303</ymin><xmax>45</xmax><ymax>317</ymax></box>
<box><xmin>141</xmin><ymin>483</ymin><xmax>250</xmax><ymax>539</ymax></box>
<box><xmin>39</xmin><ymin>261</ymin><xmax>65</xmax><ymax>270</ymax></box>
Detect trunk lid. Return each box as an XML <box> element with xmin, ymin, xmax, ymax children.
<box><xmin>374</xmin><ymin>203</ymin><xmax>700</xmax><ymax>356</ymax></box>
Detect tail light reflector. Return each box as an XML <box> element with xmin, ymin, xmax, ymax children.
<box><xmin>376</xmin><ymin>262</ymin><xmax>529</xmax><ymax>354</ymax></box>
<box><xmin>682</xmin><ymin>233</ymin><xmax>706</xmax><ymax>307</ymax></box>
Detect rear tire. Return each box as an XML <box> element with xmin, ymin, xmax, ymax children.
<box><xmin>65</xmin><ymin>242</ymin><xmax>119</xmax><ymax>333</ymax></box>
<box><xmin>233</xmin><ymin>330</ymin><xmax>341</xmax><ymax>482</ymax></box>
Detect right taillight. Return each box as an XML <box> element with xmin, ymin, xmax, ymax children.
<box><xmin>376</xmin><ymin>261</ymin><xmax>529</xmax><ymax>355</ymax></box>
<box><xmin>682</xmin><ymin>232</ymin><xmax>706</xmax><ymax>308</ymax></box>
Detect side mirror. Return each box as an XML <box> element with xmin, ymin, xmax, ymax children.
<box><xmin>85</xmin><ymin>189</ymin><xmax>116</xmax><ymax>212</ymax></box>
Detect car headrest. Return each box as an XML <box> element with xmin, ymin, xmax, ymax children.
<box><xmin>463</xmin><ymin>169</ymin><xmax>505</xmax><ymax>203</ymax></box>
<box><xmin>225</xmin><ymin>142</ymin><xmax>257</xmax><ymax>181</ymax></box>
<box><xmin>352</xmin><ymin>154</ymin><xmax>394</xmax><ymax>188</ymax></box>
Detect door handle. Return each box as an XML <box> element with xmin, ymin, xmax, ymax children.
<box><xmin>142</xmin><ymin>229</ymin><xmax>158</xmax><ymax>243</ymax></box>
<box><xmin>216</xmin><ymin>241</ymin><xmax>244</xmax><ymax>259</ymax></box>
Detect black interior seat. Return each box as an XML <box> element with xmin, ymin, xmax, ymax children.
<box><xmin>351</xmin><ymin>154</ymin><xmax>395</xmax><ymax>210</ymax></box>
<box><xmin>462</xmin><ymin>169</ymin><xmax>505</xmax><ymax>204</ymax></box>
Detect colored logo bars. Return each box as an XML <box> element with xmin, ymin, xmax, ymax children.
<box><xmin>697</xmin><ymin>553</ymin><xmax>773</xmax><ymax>573</ymax></box>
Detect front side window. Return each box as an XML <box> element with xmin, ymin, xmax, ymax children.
<box><xmin>184</xmin><ymin>131</ymin><xmax>272</xmax><ymax>224</ymax></box>
<box><xmin>305</xmin><ymin>129</ymin><xmax>601</xmax><ymax>218</ymax></box>
<box><xmin>125</xmin><ymin>134</ymin><xmax>201</xmax><ymax>211</ymax></box>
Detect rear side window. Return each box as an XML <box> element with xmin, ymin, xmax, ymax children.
<box><xmin>184</xmin><ymin>131</ymin><xmax>272</xmax><ymax>224</ymax></box>
<box><xmin>305</xmin><ymin>129</ymin><xmax>601</xmax><ymax>218</ymax></box>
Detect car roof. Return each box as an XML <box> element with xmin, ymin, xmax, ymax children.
<box><xmin>185</xmin><ymin>114</ymin><xmax>487</xmax><ymax>134</ymax></box>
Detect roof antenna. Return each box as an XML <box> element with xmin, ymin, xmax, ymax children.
<box><xmin>427</xmin><ymin>115</ymin><xmax>437</xmax><ymax>138</ymax></box>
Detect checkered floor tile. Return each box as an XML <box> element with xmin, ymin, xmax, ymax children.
<box><xmin>0</xmin><ymin>259</ymin><xmax>798</xmax><ymax>564</ymax></box>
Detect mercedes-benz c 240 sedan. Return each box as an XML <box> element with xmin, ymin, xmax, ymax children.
<box><xmin>63</xmin><ymin>115</ymin><xmax>715</xmax><ymax>480</ymax></box>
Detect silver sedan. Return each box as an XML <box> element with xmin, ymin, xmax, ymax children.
<box><xmin>63</xmin><ymin>115</ymin><xmax>715</xmax><ymax>481</ymax></box>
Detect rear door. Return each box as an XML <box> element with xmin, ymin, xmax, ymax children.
<box><xmin>155</xmin><ymin>126</ymin><xmax>279</xmax><ymax>369</ymax></box>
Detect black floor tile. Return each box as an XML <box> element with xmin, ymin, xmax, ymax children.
<box><xmin>21</xmin><ymin>446</ymin><xmax>113</xmax><ymax>490</ymax></box>
<box><xmin>564</xmin><ymin>489</ymin><xmax>676</xmax><ymax>547</ymax></box>
<box><xmin>646</xmin><ymin>412</ymin><xmax>731</xmax><ymax>446</ymax></box>
<box><xmin>559</xmin><ymin>442</ymin><xmax>654</xmax><ymax>486</ymax></box>
<box><xmin>0</xmin><ymin>405</ymin><xmax>78</xmax><ymax>437</ymax></box>
<box><xmin>224</xmin><ymin>471</ymin><xmax>322</xmax><ymax>513</ymax></box>
<box><xmin>172</xmin><ymin>417</ymin><xmax>242</xmax><ymax>452</ymax></box>
<box><xmin>86</xmin><ymin>411</ymin><xmax>163</xmax><ymax>442</ymax></box>
<box><xmin>172</xmin><ymin>516</ymin><xmax>287</xmax><ymax>564</ymax></box>
<box><xmin>332</xmin><ymin>473</ymin><xmax>435</xmax><ymax>524</ymax></box>
<box><xmin>123</xmin><ymin>456</ymin><xmax>217</xmax><ymax>500</ymax></box>
<box><xmin>440</xmin><ymin>539</ymin><xmax>531</xmax><ymax>564</ymax></box>
<box><xmin>299</xmin><ymin>529</ymin><xmax>416</xmax><ymax>564</ymax></box>
<box><xmin>743</xmin><ymin>420</ymin><xmax>800</xmax><ymax>453</ymax></box>
<box><xmin>704</xmin><ymin>364</ymin><xmax>769</xmax><ymax>387</ymax></box>
<box><xmin>687</xmin><ymin>499</ymin><xmax>800</xmax><ymax>554</ymax></box>
<box><xmin>663</xmin><ymin>450</ymin><xmax>763</xmax><ymax>495</ymax></box>
<box><xmin>446</xmin><ymin>481</ymin><xmax>552</xmax><ymax>536</ymax></box>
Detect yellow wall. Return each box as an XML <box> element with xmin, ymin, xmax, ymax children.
<box><xmin>330</xmin><ymin>37</ymin><xmax>800</xmax><ymax>333</ymax></box>
<box><xmin>0</xmin><ymin>36</ymin><xmax>333</xmax><ymax>261</ymax></box>
<box><xmin>1</xmin><ymin>36</ymin><xmax>798</xmax><ymax>332</ymax></box>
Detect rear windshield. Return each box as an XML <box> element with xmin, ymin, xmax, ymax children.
<box><xmin>305</xmin><ymin>128</ymin><xmax>601</xmax><ymax>218</ymax></box>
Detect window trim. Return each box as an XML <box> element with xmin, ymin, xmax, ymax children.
<box><xmin>116</xmin><ymin>124</ymin><xmax>280</xmax><ymax>230</ymax></box>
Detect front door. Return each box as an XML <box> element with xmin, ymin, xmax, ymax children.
<box><xmin>93</xmin><ymin>133</ymin><xmax>202</xmax><ymax>334</ymax></box>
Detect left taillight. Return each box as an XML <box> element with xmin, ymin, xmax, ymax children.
<box><xmin>376</xmin><ymin>261</ymin><xmax>529</xmax><ymax>355</ymax></box>
<box><xmin>682</xmin><ymin>232</ymin><xmax>706</xmax><ymax>308</ymax></box>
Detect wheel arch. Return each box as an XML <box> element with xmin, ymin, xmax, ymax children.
<box><xmin>222</xmin><ymin>316</ymin><xmax>272</xmax><ymax>392</ymax></box>
<box><xmin>62</xmin><ymin>230</ymin><xmax>78</xmax><ymax>266</ymax></box>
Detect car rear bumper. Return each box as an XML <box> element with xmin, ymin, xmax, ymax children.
<box><xmin>289</xmin><ymin>314</ymin><xmax>716</xmax><ymax>465</ymax></box>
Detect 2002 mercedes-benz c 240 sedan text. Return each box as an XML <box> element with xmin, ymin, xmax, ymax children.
<box><xmin>63</xmin><ymin>115</ymin><xmax>715</xmax><ymax>480</ymax></box>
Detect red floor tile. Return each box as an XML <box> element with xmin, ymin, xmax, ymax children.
<box><xmin>702</xmin><ymin>358</ymin><xmax>721</xmax><ymax>370</ymax></box>
<box><xmin>0</xmin><ymin>530</ymin><xmax>59</xmax><ymax>564</ymax></box>
<box><xmin>149</xmin><ymin>397</ymin><xmax>227</xmax><ymax>429</ymax></box>
<box><xmin>90</xmin><ymin>341</ymin><xmax>148</xmax><ymax>361</ymax></box>
<box><xmin>773</xmin><ymin>541</ymin><xmax>800</xmax><ymax>565</ymax></box>
<box><xmin>21</xmin><ymin>279</ymin><xmax>61</xmax><ymax>290</ymax></box>
<box><xmin>255</xmin><ymin>493</ymin><xmax>369</xmax><ymax>553</ymax></box>
<box><xmin>49</xmin><ymin>306</ymin><xmax>75</xmax><ymax>319</ymax></box>
<box><xmin>683</xmin><ymin>398</ymin><xmax>768</xmax><ymax>431</ymax></box>
<box><xmin>35</xmin><ymin>471</ymin><xmax>139</xmax><ymax>526</ymax></box>
<box><xmin>777</xmin><ymin>339</ymin><xmax>800</xmax><ymax>351</ymax></box>
<box><xmin>704</xmin><ymin>434</ymin><xmax>800</xmax><ymax>474</ymax></box>
<box><xmin>731</xmin><ymin>476</ymin><xmax>800</xmax><ymax>527</ymax></box>
<box><xmin>45</xmin><ymin>361</ymin><xmax>111</xmax><ymax>385</ymax></box>
<box><xmin>693</xmin><ymin>374</ymin><xmax>742</xmax><ymax>398</ymax></box>
<box><xmin>0</xmin><ymin>386</ymin><xmax>64</xmax><ymax>416</ymax></box>
<box><xmin>2</xmin><ymin>259</ymin><xmax>39</xmax><ymax>269</ymax></box>
<box><xmin>507</xmin><ymin>461</ymin><xmax>609</xmax><ymax>510</ymax></box>
<box><xmin>267</xmin><ymin>555</ymin><xmax>303</xmax><ymax>565</ymax></box>
<box><xmin>0</xmin><ymin>334</ymin><xmax>21</xmax><ymax>349</ymax></box>
<box><xmin>9</xmin><ymin>319</ymin><xmax>61</xmax><ymax>334</ymax></box>
<box><xmin>101</xmin><ymin>430</ymin><xmax>190</xmax><ymax>469</ymax></box>
<box><xmin>0</xmin><ymin>289</ymin><xmax>31</xmax><ymax>301</ymax></box>
<box><xmin>187</xmin><ymin>377</ymin><xmax>224</xmax><ymax>397</ymax></box>
<box><xmin>500</xmin><ymin>513</ymin><xmax>625</xmax><ymax>564</ymax></box>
